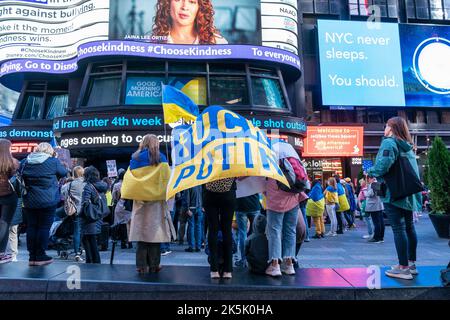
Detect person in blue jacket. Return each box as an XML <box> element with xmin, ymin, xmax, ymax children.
<box><xmin>20</xmin><ymin>143</ymin><xmax>67</xmax><ymax>266</ymax></box>
<box><xmin>367</xmin><ymin>117</ymin><xmax>421</xmax><ymax>280</ymax></box>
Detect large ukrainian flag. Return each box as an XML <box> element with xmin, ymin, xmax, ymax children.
<box><xmin>121</xmin><ymin>150</ymin><xmax>171</xmax><ymax>201</ymax></box>
<box><xmin>336</xmin><ymin>182</ymin><xmax>350</xmax><ymax>212</ymax></box>
<box><xmin>306</xmin><ymin>183</ymin><xmax>325</xmax><ymax>218</ymax></box>
<box><xmin>162</xmin><ymin>84</ymin><xmax>199</xmax><ymax>124</ymax></box>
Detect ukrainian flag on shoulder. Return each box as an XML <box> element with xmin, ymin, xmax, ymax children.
<box><xmin>121</xmin><ymin>150</ymin><xmax>171</xmax><ymax>201</ymax></box>
<box><xmin>306</xmin><ymin>183</ymin><xmax>325</xmax><ymax>218</ymax></box>
<box><xmin>162</xmin><ymin>84</ymin><xmax>199</xmax><ymax>124</ymax></box>
<box><xmin>337</xmin><ymin>183</ymin><xmax>350</xmax><ymax>212</ymax></box>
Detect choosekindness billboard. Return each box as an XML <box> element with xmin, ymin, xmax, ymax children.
<box><xmin>318</xmin><ymin>20</ymin><xmax>450</xmax><ymax>108</ymax></box>
<box><xmin>0</xmin><ymin>0</ymin><xmax>299</xmax><ymax>78</ymax></box>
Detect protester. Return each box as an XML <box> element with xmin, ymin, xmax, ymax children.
<box><xmin>367</xmin><ymin>117</ymin><xmax>422</xmax><ymax>280</ymax></box>
<box><xmin>0</xmin><ymin>139</ymin><xmax>20</xmax><ymax>264</ymax></box>
<box><xmin>324</xmin><ymin>178</ymin><xmax>339</xmax><ymax>237</ymax></box>
<box><xmin>21</xmin><ymin>142</ymin><xmax>68</xmax><ymax>266</ymax></box>
<box><xmin>80</xmin><ymin>166</ymin><xmax>109</xmax><ymax>264</ymax></box>
<box><xmin>306</xmin><ymin>180</ymin><xmax>326</xmax><ymax>239</ymax></box>
<box><xmin>112</xmin><ymin>169</ymin><xmax>132</xmax><ymax>250</ymax></box>
<box><xmin>334</xmin><ymin>175</ymin><xmax>350</xmax><ymax>234</ymax></box>
<box><xmin>183</xmin><ymin>185</ymin><xmax>204</xmax><ymax>253</ymax></box>
<box><xmin>235</xmin><ymin>191</ymin><xmax>261</xmax><ymax>267</ymax></box>
<box><xmin>343</xmin><ymin>178</ymin><xmax>357</xmax><ymax>229</ymax></box>
<box><xmin>364</xmin><ymin>176</ymin><xmax>385</xmax><ymax>244</ymax></box>
<box><xmin>126</xmin><ymin>134</ymin><xmax>175</xmax><ymax>274</ymax></box>
<box><xmin>358</xmin><ymin>178</ymin><xmax>374</xmax><ymax>239</ymax></box>
<box><xmin>245</xmin><ymin>214</ymin><xmax>269</xmax><ymax>274</ymax></box>
<box><xmin>177</xmin><ymin>189</ymin><xmax>190</xmax><ymax>246</ymax></box>
<box><xmin>61</xmin><ymin>166</ymin><xmax>85</xmax><ymax>261</ymax></box>
<box><xmin>204</xmin><ymin>177</ymin><xmax>237</xmax><ymax>279</ymax></box>
<box><xmin>264</xmin><ymin>174</ymin><xmax>299</xmax><ymax>277</ymax></box>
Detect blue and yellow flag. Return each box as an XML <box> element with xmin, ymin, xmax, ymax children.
<box><xmin>121</xmin><ymin>150</ymin><xmax>171</xmax><ymax>201</ymax></box>
<box><xmin>166</xmin><ymin>106</ymin><xmax>289</xmax><ymax>200</ymax></box>
<box><xmin>162</xmin><ymin>84</ymin><xmax>199</xmax><ymax>124</ymax></box>
<box><xmin>306</xmin><ymin>183</ymin><xmax>325</xmax><ymax>217</ymax></box>
<box><xmin>336</xmin><ymin>182</ymin><xmax>350</xmax><ymax>212</ymax></box>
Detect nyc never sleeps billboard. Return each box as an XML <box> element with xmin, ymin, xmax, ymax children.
<box><xmin>0</xmin><ymin>0</ymin><xmax>298</xmax><ymax>62</ymax></box>
<box><xmin>318</xmin><ymin>20</ymin><xmax>450</xmax><ymax>108</ymax></box>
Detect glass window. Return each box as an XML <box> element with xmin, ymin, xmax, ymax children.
<box><xmin>301</xmin><ymin>0</ymin><xmax>314</xmax><ymax>13</ymax></box>
<box><xmin>18</xmin><ymin>94</ymin><xmax>43</xmax><ymax>119</ymax></box>
<box><xmin>368</xmin><ymin>110</ymin><xmax>383</xmax><ymax>123</ymax></box>
<box><xmin>86</xmin><ymin>76</ymin><xmax>121</xmax><ymax>106</ymax></box>
<box><xmin>426</xmin><ymin>110</ymin><xmax>440</xmax><ymax>124</ymax></box>
<box><xmin>356</xmin><ymin>108</ymin><xmax>367</xmax><ymax>123</ymax></box>
<box><xmin>91</xmin><ymin>63</ymin><xmax>122</xmax><ymax>73</ymax></box>
<box><xmin>209</xmin><ymin>64</ymin><xmax>245</xmax><ymax>74</ymax></box>
<box><xmin>383</xmin><ymin>110</ymin><xmax>398</xmax><ymax>122</ymax></box>
<box><xmin>210</xmin><ymin>76</ymin><xmax>248</xmax><ymax>105</ymax></box>
<box><xmin>127</xmin><ymin>61</ymin><xmax>165</xmax><ymax>72</ymax></box>
<box><xmin>168</xmin><ymin>77</ymin><xmax>207</xmax><ymax>105</ymax></box>
<box><xmin>252</xmin><ymin>78</ymin><xmax>287</xmax><ymax>109</ymax></box>
<box><xmin>125</xmin><ymin>76</ymin><xmax>164</xmax><ymax>105</ymax></box>
<box><xmin>45</xmin><ymin>94</ymin><xmax>68</xmax><ymax>119</ymax></box>
<box><xmin>169</xmin><ymin>62</ymin><xmax>205</xmax><ymax>73</ymax></box>
<box><xmin>249</xmin><ymin>66</ymin><xmax>277</xmax><ymax>77</ymax></box>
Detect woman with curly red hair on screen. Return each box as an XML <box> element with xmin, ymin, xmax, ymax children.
<box><xmin>152</xmin><ymin>0</ymin><xmax>227</xmax><ymax>44</ymax></box>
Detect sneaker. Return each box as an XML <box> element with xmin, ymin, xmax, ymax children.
<box><xmin>74</xmin><ymin>255</ymin><xmax>84</xmax><ymax>262</ymax></box>
<box><xmin>331</xmin><ymin>233</ymin><xmax>337</xmax><ymax>237</ymax></box>
<box><xmin>210</xmin><ymin>272</ymin><xmax>220</xmax><ymax>279</ymax></box>
<box><xmin>161</xmin><ymin>250</ymin><xmax>172</xmax><ymax>256</ymax></box>
<box><xmin>325</xmin><ymin>232</ymin><xmax>333</xmax><ymax>236</ymax></box>
<box><xmin>304</xmin><ymin>238</ymin><xmax>311</xmax><ymax>242</ymax></box>
<box><xmin>184</xmin><ymin>247</ymin><xmax>194</xmax><ymax>253</ymax></box>
<box><xmin>34</xmin><ymin>255</ymin><xmax>53</xmax><ymax>266</ymax></box>
<box><xmin>222</xmin><ymin>272</ymin><xmax>232</xmax><ymax>279</ymax></box>
<box><xmin>265</xmin><ymin>264</ymin><xmax>282</xmax><ymax>277</ymax></box>
<box><xmin>280</xmin><ymin>262</ymin><xmax>296</xmax><ymax>275</ymax></box>
<box><xmin>409</xmin><ymin>264</ymin><xmax>419</xmax><ymax>275</ymax></box>
<box><xmin>11</xmin><ymin>256</ymin><xmax>18</xmax><ymax>262</ymax></box>
<box><xmin>0</xmin><ymin>253</ymin><xmax>12</xmax><ymax>264</ymax></box>
<box><xmin>385</xmin><ymin>265</ymin><xmax>413</xmax><ymax>280</ymax></box>
<box><xmin>362</xmin><ymin>234</ymin><xmax>373</xmax><ymax>239</ymax></box>
<box><xmin>368</xmin><ymin>238</ymin><xmax>381</xmax><ymax>243</ymax></box>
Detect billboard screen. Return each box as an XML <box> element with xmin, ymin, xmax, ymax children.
<box><xmin>317</xmin><ymin>20</ymin><xmax>450</xmax><ymax>107</ymax></box>
<box><xmin>303</xmin><ymin>126</ymin><xmax>364</xmax><ymax>157</ymax></box>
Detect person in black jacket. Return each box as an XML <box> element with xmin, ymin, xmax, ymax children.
<box><xmin>80</xmin><ymin>166</ymin><xmax>109</xmax><ymax>264</ymax></box>
<box><xmin>245</xmin><ymin>214</ymin><xmax>269</xmax><ymax>274</ymax></box>
<box><xmin>20</xmin><ymin>143</ymin><xmax>67</xmax><ymax>266</ymax></box>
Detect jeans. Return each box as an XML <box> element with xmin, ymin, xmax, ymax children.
<box><xmin>266</xmin><ymin>206</ymin><xmax>298</xmax><ymax>262</ymax></box>
<box><xmin>384</xmin><ymin>203</ymin><xmax>418</xmax><ymax>267</ymax></box>
<box><xmin>300</xmin><ymin>203</ymin><xmax>309</xmax><ymax>239</ymax></box>
<box><xmin>344</xmin><ymin>210</ymin><xmax>355</xmax><ymax>226</ymax></box>
<box><xmin>236</xmin><ymin>210</ymin><xmax>259</xmax><ymax>262</ymax></box>
<box><xmin>82</xmin><ymin>234</ymin><xmax>101</xmax><ymax>264</ymax></box>
<box><xmin>369</xmin><ymin>211</ymin><xmax>385</xmax><ymax>241</ymax></box>
<box><xmin>178</xmin><ymin>211</ymin><xmax>190</xmax><ymax>244</ymax></box>
<box><xmin>187</xmin><ymin>208</ymin><xmax>204</xmax><ymax>250</ymax></box>
<box><xmin>161</xmin><ymin>211</ymin><xmax>175</xmax><ymax>251</ymax></box>
<box><xmin>326</xmin><ymin>204</ymin><xmax>337</xmax><ymax>234</ymax></box>
<box><xmin>0</xmin><ymin>193</ymin><xmax>18</xmax><ymax>253</ymax></box>
<box><xmin>73</xmin><ymin>215</ymin><xmax>81</xmax><ymax>254</ymax></box>
<box><xmin>24</xmin><ymin>206</ymin><xmax>55</xmax><ymax>260</ymax></box>
<box><xmin>336</xmin><ymin>211</ymin><xmax>344</xmax><ymax>233</ymax></box>
<box><xmin>364</xmin><ymin>215</ymin><xmax>374</xmax><ymax>235</ymax></box>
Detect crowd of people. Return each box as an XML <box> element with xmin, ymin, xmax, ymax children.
<box><xmin>0</xmin><ymin>117</ymin><xmax>424</xmax><ymax>280</ymax></box>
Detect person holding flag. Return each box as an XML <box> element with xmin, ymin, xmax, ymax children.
<box><xmin>306</xmin><ymin>180</ymin><xmax>326</xmax><ymax>239</ymax></box>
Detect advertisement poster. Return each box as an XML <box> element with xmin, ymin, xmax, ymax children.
<box><xmin>303</xmin><ymin>126</ymin><xmax>364</xmax><ymax>157</ymax></box>
<box><xmin>317</xmin><ymin>20</ymin><xmax>450</xmax><ymax>107</ymax></box>
<box><xmin>106</xmin><ymin>159</ymin><xmax>118</xmax><ymax>178</ymax></box>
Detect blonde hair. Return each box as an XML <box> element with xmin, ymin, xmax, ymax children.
<box><xmin>327</xmin><ymin>177</ymin><xmax>336</xmax><ymax>189</ymax></box>
<box><xmin>132</xmin><ymin>134</ymin><xmax>161</xmax><ymax>165</ymax></box>
<box><xmin>35</xmin><ymin>142</ymin><xmax>54</xmax><ymax>155</ymax></box>
<box><xmin>73</xmin><ymin>166</ymin><xmax>84</xmax><ymax>178</ymax></box>
<box><xmin>359</xmin><ymin>179</ymin><xmax>366</xmax><ymax>187</ymax></box>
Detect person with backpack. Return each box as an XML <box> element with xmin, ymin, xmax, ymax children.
<box><xmin>324</xmin><ymin>178</ymin><xmax>339</xmax><ymax>237</ymax></box>
<box><xmin>20</xmin><ymin>143</ymin><xmax>68</xmax><ymax>266</ymax></box>
<box><xmin>367</xmin><ymin>117</ymin><xmax>422</xmax><ymax>280</ymax></box>
<box><xmin>61</xmin><ymin>166</ymin><xmax>85</xmax><ymax>261</ymax></box>
<box><xmin>358</xmin><ymin>178</ymin><xmax>374</xmax><ymax>240</ymax></box>
<box><xmin>0</xmin><ymin>139</ymin><xmax>20</xmax><ymax>264</ymax></box>
<box><xmin>204</xmin><ymin>178</ymin><xmax>237</xmax><ymax>279</ymax></box>
<box><xmin>334</xmin><ymin>175</ymin><xmax>350</xmax><ymax>234</ymax></box>
<box><xmin>364</xmin><ymin>175</ymin><xmax>385</xmax><ymax>244</ymax></box>
<box><xmin>80</xmin><ymin>166</ymin><xmax>109</xmax><ymax>264</ymax></box>
<box><xmin>343</xmin><ymin>178</ymin><xmax>357</xmax><ymax>229</ymax></box>
<box><xmin>245</xmin><ymin>214</ymin><xmax>269</xmax><ymax>274</ymax></box>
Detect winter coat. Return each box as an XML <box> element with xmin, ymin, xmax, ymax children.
<box><xmin>182</xmin><ymin>185</ymin><xmax>203</xmax><ymax>212</ymax></box>
<box><xmin>61</xmin><ymin>178</ymin><xmax>85</xmax><ymax>215</ymax></box>
<box><xmin>367</xmin><ymin>137</ymin><xmax>421</xmax><ymax>211</ymax></box>
<box><xmin>80</xmin><ymin>181</ymin><xmax>109</xmax><ymax>235</ymax></box>
<box><xmin>364</xmin><ymin>182</ymin><xmax>384</xmax><ymax>212</ymax></box>
<box><xmin>20</xmin><ymin>153</ymin><xmax>67</xmax><ymax>209</ymax></box>
<box><xmin>245</xmin><ymin>214</ymin><xmax>269</xmax><ymax>274</ymax></box>
<box><xmin>129</xmin><ymin>200</ymin><xmax>176</xmax><ymax>243</ymax></box>
<box><xmin>0</xmin><ymin>159</ymin><xmax>19</xmax><ymax>197</ymax></box>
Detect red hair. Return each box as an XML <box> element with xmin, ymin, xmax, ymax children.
<box><xmin>152</xmin><ymin>0</ymin><xmax>220</xmax><ymax>44</ymax></box>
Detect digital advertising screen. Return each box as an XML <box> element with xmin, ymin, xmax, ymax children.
<box><xmin>317</xmin><ymin>20</ymin><xmax>450</xmax><ymax>108</ymax></box>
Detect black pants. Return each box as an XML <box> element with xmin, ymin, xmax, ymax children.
<box><xmin>24</xmin><ymin>206</ymin><xmax>55</xmax><ymax>260</ymax></box>
<box><xmin>204</xmin><ymin>190</ymin><xmax>236</xmax><ymax>273</ymax></box>
<box><xmin>336</xmin><ymin>212</ymin><xmax>344</xmax><ymax>233</ymax></box>
<box><xmin>82</xmin><ymin>234</ymin><xmax>101</xmax><ymax>264</ymax></box>
<box><xmin>0</xmin><ymin>193</ymin><xmax>18</xmax><ymax>253</ymax></box>
<box><xmin>370</xmin><ymin>211</ymin><xmax>385</xmax><ymax>241</ymax></box>
<box><xmin>136</xmin><ymin>242</ymin><xmax>160</xmax><ymax>272</ymax></box>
